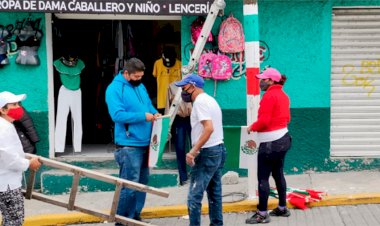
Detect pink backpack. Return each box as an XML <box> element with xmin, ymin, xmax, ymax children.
<box><xmin>218</xmin><ymin>15</ymin><xmax>245</xmax><ymax>73</ymax></box>
<box><xmin>218</xmin><ymin>15</ymin><xmax>245</xmax><ymax>53</ymax></box>
<box><xmin>211</xmin><ymin>54</ymin><xmax>232</xmax><ymax>80</ymax></box>
<box><xmin>198</xmin><ymin>52</ymin><xmax>215</xmax><ymax>79</ymax></box>
<box><xmin>198</xmin><ymin>53</ymin><xmax>232</xmax><ymax>80</ymax></box>
<box><xmin>191</xmin><ymin>16</ymin><xmax>213</xmax><ymax>45</ymax></box>
<box><xmin>198</xmin><ymin>52</ymin><xmax>232</xmax><ymax>96</ymax></box>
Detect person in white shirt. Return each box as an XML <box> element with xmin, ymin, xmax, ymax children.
<box><xmin>0</xmin><ymin>91</ymin><xmax>41</xmax><ymax>226</ymax></box>
<box><xmin>175</xmin><ymin>74</ymin><xmax>226</xmax><ymax>226</ymax></box>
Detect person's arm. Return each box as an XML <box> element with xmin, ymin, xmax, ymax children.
<box><xmin>105</xmin><ymin>84</ymin><xmax>146</xmax><ymax>124</ymax></box>
<box><xmin>0</xmin><ymin>148</ymin><xmax>29</xmax><ymax>172</ymax></box>
<box><xmin>19</xmin><ymin>107</ymin><xmax>40</xmax><ymax>143</ymax></box>
<box><xmin>248</xmin><ymin>94</ymin><xmax>275</xmax><ymax>132</ymax></box>
<box><xmin>186</xmin><ymin>119</ymin><xmax>213</xmax><ymax>167</ymax></box>
<box><xmin>0</xmin><ymin>142</ymin><xmax>40</xmax><ymax>171</ymax></box>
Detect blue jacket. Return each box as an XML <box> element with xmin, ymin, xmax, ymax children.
<box><xmin>106</xmin><ymin>72</ymin><xmax>158</xmax><ymax>147</ymax></box>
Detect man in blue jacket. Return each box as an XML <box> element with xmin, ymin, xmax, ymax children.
<box><xmin>105</xmin><ymin>57</ymin><xmax>160</xmax><ymax>224</ymax></box>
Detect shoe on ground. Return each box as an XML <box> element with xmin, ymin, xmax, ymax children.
<box><xmin>133</xmin><ymin>216</ymin><xmax>150</xmax><ymax>223</ymax></box>
<box><xmin>180</xmin><ymin>180</ymin><xmax>189</xmax><ymax>186</ymax></box>
<box><xmin>245</xmin><ymin>211</ymin><xmax>270</xmax><ymax>224</ymax></box>
<box><xmin>269</xmin><ymin>207</ymin><xmax>291</xmax><ymax>217</ymax></box>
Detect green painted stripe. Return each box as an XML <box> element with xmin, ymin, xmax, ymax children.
<box><xmin>244</xmin><ymin>14</ymin><xmax>259</xmax><ymax>42</ymax></box>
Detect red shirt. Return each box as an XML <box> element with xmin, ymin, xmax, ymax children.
<box><xmin>249</xmin><ymin>85</ymin><xmax>290</xmax><ymax>132</ymax></box>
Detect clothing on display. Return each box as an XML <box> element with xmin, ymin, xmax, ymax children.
<box><xmin>152</xmin><ymin>47</ymin><xmax>181</xmax><ymax>110</ymax></box>
<box><xmin>53</xmin><ymin>57</ymin><xmax>85</xmax><ymax>153</ymax></box>
<box><xmin>0</xmin><ymin>26</ymin><xmax>11</xmax><ymax>66</ymax></box>
<box><xmin>14</xmin><ymin>18</ymin><xmax>43</xmax><ymax>66</ymax></box>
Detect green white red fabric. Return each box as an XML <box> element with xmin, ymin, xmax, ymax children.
<box><xmin>239</xmin><ymin>126</ymin><xmax>259</xmax><ymax>169</ymax></box>
<box><xmin>270</xmin><ymin>187</ymin><xmax>326</xmax><ymax>209</ymax></box>
<box><xmin>148</xmin><ymin>116</ymin><xmax>170</xmax><ymax>167</ymax></box>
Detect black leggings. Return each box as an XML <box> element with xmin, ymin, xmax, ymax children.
<box><xmin>257</xmin><ymin>133</ymin><xmax>291</xmax><ymax>211</ymax></box>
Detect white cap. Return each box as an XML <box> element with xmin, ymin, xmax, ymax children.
<box><xmin>0</xmin><ymin>91</ymin><xmax>26</xmax><ymax>108</ymax></box>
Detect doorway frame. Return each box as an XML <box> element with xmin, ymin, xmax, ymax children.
<box><xmin>45</xmin><ymin>13</ymin><xmax>181</xmax><ymax>158</ymax></box>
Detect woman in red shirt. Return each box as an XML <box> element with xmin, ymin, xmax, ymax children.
<box><xmin>246</xmin><ymin>68</ymin><xmax>292</xmax><ymax>224</ymax></box>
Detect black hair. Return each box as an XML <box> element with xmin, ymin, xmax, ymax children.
<box><xmin>274</xmin><ymin>75</ymin><xmax>287</xmax><ymax>85</ymax></box>
<box><xmin>123</xmin><ymin>57</ymin><xmax>145</xmax><ymax>74</ymax></box>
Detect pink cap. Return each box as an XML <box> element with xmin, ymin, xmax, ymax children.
<box><xmin>256</xmin><ymin>68</ymin><xmax>281</xmax><ymax>82</ymax></box>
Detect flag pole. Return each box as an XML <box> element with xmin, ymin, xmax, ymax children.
<box><xmin>244</xmin><ymin>0</ymin><xmax>260</xmax><ymax>199</ymax></box>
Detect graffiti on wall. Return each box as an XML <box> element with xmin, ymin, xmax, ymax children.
<box><xmin>341</xmin><ymin>60</ymin><xmax>378</xmax><ymax>97</ymax></box>
<box><xmin>259</xmin><ymin>40</ymin><xmax>269</xmax><ymax>62</ymax></box>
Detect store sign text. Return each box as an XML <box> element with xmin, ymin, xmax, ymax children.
<box><xmin>0</xmin><ymin>0</ymin><xmax>211</xmax><ymax>15</ymax></box>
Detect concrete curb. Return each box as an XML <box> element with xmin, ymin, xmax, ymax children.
<box><xmin>24</xmin><ymin>193</ymin><xmax>380</xmax><ymax>226</ymax></box>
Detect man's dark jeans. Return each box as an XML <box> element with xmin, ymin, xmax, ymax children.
<box><xmin>187</xmin><ymin>143</ymin><xmax>226</xmax><ymax>226</ymax></box>
<box><xmin>257</xmin><ymin>133</ymin><xmax>292</xmax><ymax>211</ymax></box>
<box><xmin>114</xmin><ymin>147</ymin><xmax>149</xmax><ymax>225</ymax></box>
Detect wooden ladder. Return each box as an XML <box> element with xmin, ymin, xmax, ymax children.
<box><xmin>24</xmin><ymin>153</ymin><xmax>170</xmax><ymax>226</ymax></box>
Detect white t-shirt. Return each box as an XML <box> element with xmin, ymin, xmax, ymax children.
<box><xmin>0</xmin><ymin>117</ymin><xmax>30</xmax><ymax>191</ymax></box>
<box><xmin>191</xmin><ymin>93</ymin><xmax>224</xmax><ymax>148</ymax></box>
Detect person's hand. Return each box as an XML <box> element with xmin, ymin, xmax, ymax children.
<box><xmin>145</xmin><ymin>113</ymin><xmax>155</xmax><ymax>122</ymax></box>
<box><xmin>186</xmin><ymin>149</ymin><xmax>199</xmax><ymax>167</ymax></box>
<box><xmin>29</xmin><ymin>157</ymin><xmax>41</xmax><ymax>171</ymax></box>
<box><xmin>247</xmin><ymin>125</ymin><xmax>251</xmax><ymax>134</ymax></box>
<box><xmin>186</xmin><ymin>153</ymin><xmax>195</xmax><ymax>167</ymax></box>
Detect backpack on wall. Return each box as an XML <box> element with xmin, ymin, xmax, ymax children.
<box><xmin>218</xmin><ymin>15</ymin><xmax>245</xmax><ymax>73</ymax></box>
<box><xmin>198</xmin><ymin>52</ymin><xmax>232</xmax><ymax>80</ymax></box>
<box><xmin>211</xmin><ymin>54</ymin><xmax>232</xmax><ymax>80</ymax></box>
<box><xmin>198</xmin><ymin>52</ymin><xmax>232</xmax><ymax>96</ymax></box>
<box><xmin>198</xmin><ymin>52</ymin><xmax>215</xmax><ymax>79</ymax></box>
<box><xmin>191</xmin><ymin>16</ymin><xmax>214</xmax><ymax>45</ymax></box>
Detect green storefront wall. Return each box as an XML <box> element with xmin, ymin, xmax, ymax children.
<box><xmin>182</xmin><ymin>0</ymin><xmax>380</xmax><ymax>173</ymax></box>
<box><xmin>1</xmin><ymin>0</ymin><xmax>380</xmax><ymax>179</ymax></box>
<box><xmin>0</xmin><ymin>12</ymin><xmax>50</xmax><ymax>158</ymax></box>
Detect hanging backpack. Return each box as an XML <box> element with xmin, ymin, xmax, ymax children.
<box><xmin>211</xmin><ymin>54</ymin><xmax>232</xmax><ymax>80</ymax></box>
<box><xmin>198</xmin><ymin>52</ymin><xmax>232</xmax><ymax>96</ymax></box>
<box><xmin>191</xmin><ymin>16</ymin><xmax>213</xmax><ymax>45</ymax></box>
<box><xmin>198</xmin><ymin>52</ymin><xmax>215</xmax><ymax>79</ymax></box>
<box><xmin>198</xmin><ymin>52</ymin><xmax>232</xmax><ymax>80</ymax></box>
<box><xmin>218</xmin><ymin>15</ymin><xmax>245</xmax><ymax>73</ymax></box>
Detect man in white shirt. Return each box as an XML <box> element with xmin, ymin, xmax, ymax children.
<box><xmin>0</xmin><ymin>91</ymin><xmax>41</xmax><ymax>225</ymax></box>
<box><xmin>175</xmin><ymin>74</ymin><xmax>226</xmax><ymax>226</ymax></box>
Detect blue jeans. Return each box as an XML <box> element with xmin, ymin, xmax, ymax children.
<box><xmin>187</xmin><ymin>144</ymin><xmax>226</xmax><ymax>226</ymax></box>
<box><xmin>174</xmin><ymin>116</ymin><xmax>192</xmax><ymax>183</ymax></box>
<box><xmin>257</xmin><ymin>133</ymin><xmax>291</xmax><ymax>211</ymax></box>
<box><xmin>114</xmin><ymin>147</ymin><xmax>149</xmax><ymax>224</ymax></box>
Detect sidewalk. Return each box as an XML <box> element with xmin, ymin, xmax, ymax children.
<box><xmin>23</xmin><ymin>170</ymin><xmax>380</xmax><ymax>226</ymax></box>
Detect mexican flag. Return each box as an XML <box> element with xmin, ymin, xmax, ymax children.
<box><xmin>148</xmin><ymin>116</ymin><xmax>170</xmax><ymax>167</ymax></box>
<box><xmin>269</xmin><ymin>187</ymin><xmax>326</xmax><ymax>209</ymax></box>
<box><xmin>239</xmin><ymin>126</ymin><xmax>259</xmax><ymax>169</ymax></box>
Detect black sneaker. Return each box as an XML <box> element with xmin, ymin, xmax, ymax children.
<box><xmin>179</xmin><ymin>180</ymin><xmax>189</xmax><ymax>186</ymax></box>
<box><xmin>245</xmin><ymin>211</ymin><xmax>271</xmax><ymax>224</ymax></box>
<box><xmin>269</xmin><ymin>207</ymin><xmax>291</xmax><ymax>217</ymax></box>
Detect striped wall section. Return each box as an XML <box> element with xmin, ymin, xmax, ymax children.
<box><xmin>243</xmin><ymin>0</ymin><xmax>260</xmax><ymax>199</ymax></box>
<box><xmin>244</xmin><ymin>0</ymin><xmax>260</xmax><ymax>125</ymax></box>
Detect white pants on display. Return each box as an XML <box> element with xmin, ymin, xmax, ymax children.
<box><xmin>55</xmin><ymin>86</ymin><xmax>82</xmax><ymax>153</ymax></box>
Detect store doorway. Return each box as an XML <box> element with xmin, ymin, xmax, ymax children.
<box><xmin>51</xmin><ymin>17</ymin><xmax>181</xmax><ymax>157</ymax></box>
